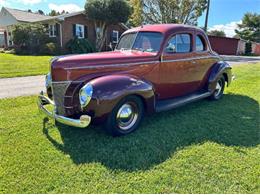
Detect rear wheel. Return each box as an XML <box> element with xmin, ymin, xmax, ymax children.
<box><xmin>105</xmin><ymin>96</ymin><xmax>144</xmax><ymax>136</ymax></box>
<box><xmin>209</xmin><ymin>75</ymin><xmax>225</xmax><ymax>100</ymax></box>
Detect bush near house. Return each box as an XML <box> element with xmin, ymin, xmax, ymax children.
<box><xmin>66</xmin><ymin>38</ymin><xmax>96</xmax><ymax>54</ymax></box>
<box><xmin>12</xmin><ymin>23</ymin><xmax>60</xmax><ymax>55</ymax></box>
<box><xmin>245</xmin><ymin>41</ymin><xmax>252</xmax><ymax>55</ymax></box>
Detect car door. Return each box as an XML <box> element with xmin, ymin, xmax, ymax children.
<box><xmin>158</xmin><ymin>32</ymin><xmax>200</xmax><ymax>99</ymax></box>
<box><xmin>192</xmin><ymin>33</ymin><xmax>219</xmax><ymax>90</ymax></box>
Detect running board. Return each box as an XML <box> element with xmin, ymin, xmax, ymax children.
<box><xmin>155</xmin><ymin>91</ymin><xmax>211</xmax><ymax>112</ymax></box>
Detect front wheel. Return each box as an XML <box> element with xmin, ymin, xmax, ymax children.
<box><xmin>105</xmin><ymin>96</ymin><xmax>144</xmax><ymax>136</ymax></box>
<box><xmin>209</xmin><ymin>75</ymin><xmax>225</xmax><ymax>100</ymax></box>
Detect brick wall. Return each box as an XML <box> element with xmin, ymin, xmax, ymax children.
<box><xmin>61</xmin><ymin>14</ymin><xmax>127</xmax><ymax>51</ymax></box>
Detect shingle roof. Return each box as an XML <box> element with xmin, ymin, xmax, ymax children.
<box><xmin>4</xmin><ymin>7</ymin><xmax>54</xmax><ymax>22</ymax></box>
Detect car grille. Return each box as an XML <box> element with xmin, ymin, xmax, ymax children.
<box><xmin>52</xmin><ymin>82</ymin><xmax>71</xmax><ymax>115</ymax></box>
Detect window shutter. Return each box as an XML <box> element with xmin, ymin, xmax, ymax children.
<box><xmin>56</xmin><ymin>23</ymin><xmax>59</xmax><ymax>36</ymax></box>
<box><xmin>84</xmin><ymin>26</ymin><xmax>88</xmax><ymax>39</ymax></box>
<box><xmin>73</xmin><ymin>24</ymin><xmax>76</xmax><ymax>37</ymax></box>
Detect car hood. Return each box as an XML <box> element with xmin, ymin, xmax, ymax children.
<box><xmin>52</xmin><ymin>50</ymin><xmax>158</xmax><ymax>69</ymax></box>
<box><xmin>51</xmin><ymin>50</ymin><xmax>158</xmax><ymax>81</ymax></box>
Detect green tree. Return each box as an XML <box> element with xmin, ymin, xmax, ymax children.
<box><xmin>235</xmin><ymin>12</ymin><xmax>260</xmax><ymax>42</ymax></box>
<box><xmin>128</xmin><ymin>0</ymin><xmax>144</xmax><ymax>27</ymax></box>
<box><xmin>37</xmin><ymin>10</ymin><xmax>45</xmax><ymax>15</ymax></box>
<box><xmin>208</xmin><ymin>30</ymin><xmax>226</xmax><ymax>37</ymax></box>
<box><xmin>143</xmin><ymin>0</ymin><xmax>207</xmax><ymax>25</ymax></box>
<box><xmin>49</xmin><ymin>10</ymin><xmax>60</xmax><ymax>16</ymax></box>
<box><xmin>85</xmin><ymin>0</ymin><xmax>131</xmax><ymax>51</ymax></box>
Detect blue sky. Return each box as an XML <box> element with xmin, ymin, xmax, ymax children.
<box><xmin>1</xmin><ymin>0</ymin><xmax>259</xmax><ymax>37</ymax></box>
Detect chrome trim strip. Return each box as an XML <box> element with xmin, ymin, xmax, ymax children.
<box><xmin>38</xmin><ymin>93</ymin><xmax>91</xmax><ymax>128</ymax></box>
<box><xmin>161</xmin><ymin>56</ymin><xmax>219</xmax><ymax>63</ymax></box>
<box><xmin>63</xmin><ymin>56</ymin><xmax>219</xmax><ymax>71</ymax></box>
<box><xmin>52</xmin><ymin>81</ymin><xmax>83</xmax><ymax>84</ymax></box>
<box><xmin>64</xmin><ymin>61</ymin><xmax>159</xmax><ymax>70</ymax></box>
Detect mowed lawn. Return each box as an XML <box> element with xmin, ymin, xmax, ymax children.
<box><xmin>0</xmin><ymin>63</ymin><xmax>259</xmax><ymax>193</ymax></box>
<box><xmin>0</xmin><ymin>53</ymin><xmax>52</xmax><ymax>78</ymax></box>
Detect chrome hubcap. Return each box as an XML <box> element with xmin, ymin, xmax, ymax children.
<box><xmin>215</xmin><ymin>80</ymin><xmax>223</xmax><ymax>97</ymax></box>
<box><xmin>116</xmin><ymin>103</ymin><xmax>138</xmax><ymax>131</ymax></box>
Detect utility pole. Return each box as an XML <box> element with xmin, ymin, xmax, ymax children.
<box><xmin>204</xmin><ymin>0</ymin><xmax>210</xmax><ymax>32</ymax></box>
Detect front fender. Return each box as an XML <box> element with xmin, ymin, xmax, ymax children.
<box><xmin>85</xmin><ymin>74</ymin><xmax>156</xmax><ymax>122</ymax></box>
<box><xmin>208</xmin><ymin>61</ymin><xmax>232</xmax><ymax>92</ymax></box>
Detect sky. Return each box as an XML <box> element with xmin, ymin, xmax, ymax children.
<box><xmin>0</xmin><ymin>0</ymin><xmax>259</xmax><ymax>37</ymax></box>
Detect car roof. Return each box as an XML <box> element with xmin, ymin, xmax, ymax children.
<box><xmin>124</xmin><ymin>24</ymin><xmax>205</xmax><ymax>35</ymax></box>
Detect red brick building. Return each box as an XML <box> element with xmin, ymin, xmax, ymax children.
<box><xmin>0</xmin><ymin>7</ymin><xmax>128</xmax><ymax>50</ymax></box>
<box><xmin>208</xmin><ymin>35</ymin><xmax>260</xmax><ymax>56</ymax></box>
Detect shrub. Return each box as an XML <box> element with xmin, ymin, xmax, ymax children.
<box><xmin>12</xmin><ymin>23</ymin><xmax>58</xmax><ymax>55</ymax></box>
<box><xmin>40</xmin><ymin>42</ymin><xmax>60</xmax><ymax>55</ymax></box>
<box><xmin>66</xmin><ymin>38</ymin><xmax>96</xmax><ymax>54</ymax></box>
<box><xmin>245</xmin><ymin>41</ymin><xmax>252</xmax><ymax>55</ymax></box>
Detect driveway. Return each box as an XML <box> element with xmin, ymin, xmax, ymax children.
<box><xmin>0</xmin><ymin>55</ymin><xmax>259</xmax><ymax>99</ymax></box>
<box><xmin>0</xmin><ymin>75</ymin><xmax>45</xmax><ymax>99</ymax></box>
<box><xmin>221</xmin><ymin>55</ymin><xmax>260</xmax><ymax>65</ymax></box>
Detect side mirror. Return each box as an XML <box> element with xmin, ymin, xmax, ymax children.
<box><xmin>166</xmin><ymin>43</ymin><xmax>176</xmax><ymax>53</ymax></box>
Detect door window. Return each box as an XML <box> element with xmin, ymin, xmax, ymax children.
<box><xmin>165</xmin><ymin>34</ymin><xmax>191</xmax><ymax>53</ymax></box>
<box><xmin>196</xmin><ymin>35</ymin><xmax>206</xmax><ymax>51</ymax></box>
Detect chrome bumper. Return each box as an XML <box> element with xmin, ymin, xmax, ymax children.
<box><xmin>37</xmin><ymin>92</ymin><xmax>91</xmax><ymax>128</ymax></box>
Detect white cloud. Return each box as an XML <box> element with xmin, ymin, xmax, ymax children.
<box><xmin>17</xmin><ymin>0</ymin><xmax>42</xmax><ymax>5</ymax></box>
<box><xmin>48</xmin><ymin>3</ymin><xmax>82</xmax><ymax>13</ymax></box>
<box><xmin>209</xmin><ymin>21</ymin><xmax>242</xmax><ymax>37</ymax></box>
<box><xmin>0</xmin><ymin>0</ymin><xmax>10</xmax><ymax>7</ymax></box>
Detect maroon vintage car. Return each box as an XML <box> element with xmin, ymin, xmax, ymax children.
<box><xmin>38</xmin><ymin>24</ymin><xmax>232</xmax><ymax>136</ymax></box>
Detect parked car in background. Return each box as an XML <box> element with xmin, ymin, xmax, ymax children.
<box><xmin>38</xmin><ymin>24</ymin><xmax>232</xmax><ymax>136</ymax></box>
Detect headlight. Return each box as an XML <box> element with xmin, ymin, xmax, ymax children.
<box><xmin>79</xmin><ymin>83</ymin><xmax>93</xmax><ymax>109</ymax></box>
<box><xmin>45</xmin><ymin>73</ymin><xmax>52</xmax><ymax>88</ymax></box>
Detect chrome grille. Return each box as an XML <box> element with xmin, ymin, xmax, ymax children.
<box><xmin>52</xmin><ymin>82</ymin><xmax>71</xmax><ymax>115</ymax></box>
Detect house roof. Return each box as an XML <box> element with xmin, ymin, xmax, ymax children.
<box><xmin>3</xmin><ymin>7</ymin><xmax>53</xmax><ymax>22</ymax></box>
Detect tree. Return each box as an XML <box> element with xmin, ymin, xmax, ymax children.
<box><xmin>235</xmin><ymin>12</ymin><xmax>260</xmax><ymax>43</ymax></box>
<box><xmin>142</xmin><ymin>0</ymin><xmax>207</xmax><ymax>25</ymax></box>
<box><xmin>128</xmin><ymin>0</ymin><xmax>144</xmax><ymax>27</ymax></box>
<box><xmin>49</xmin><ymin>10</ymin><xmax>60</xmax><ymax>16</ymax></box>
<box><xmin>85</xmin><ymin>0</ymin><xmax>131</xmax><ymax>51</ymax></box>
<box><xmin>37</xmin><ymin>10</ymin><xmax>45</xmax><ymax>15</ymax></box>
<box><xmin>208</xmin><ymin>30</ymin><xmax>226</xmax><ymax>37</ymax></box>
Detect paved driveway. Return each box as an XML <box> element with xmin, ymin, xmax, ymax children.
<box><xmin>0</xmin><ymin>75</ymin><xmax>45</xmax><ymax>99</ymax></box>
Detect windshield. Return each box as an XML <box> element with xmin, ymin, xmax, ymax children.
<box><xmin>116</xmin><ymin>32</ymin><xmax>163</xmax><ymax>53</ymax></box>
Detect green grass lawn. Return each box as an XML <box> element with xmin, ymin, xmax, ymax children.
<box><xmin>0</xmin><ymin>53</ymin><xmax>52</xmax><ymax>78</ymax></box>
<box><xmin>0</xmin><ymin>63</ymin><xmax>259</xmax><ymax>193</ymax></box>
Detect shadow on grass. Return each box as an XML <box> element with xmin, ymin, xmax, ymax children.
<box><xmin>43</xmin><ymin>94</ymin><xmax>260</xmax><ymax>171</ymax></box>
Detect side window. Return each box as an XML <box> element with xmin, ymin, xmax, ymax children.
<box><xmin>165</xmin><ymin>34</ymin><xmax>191</xmax><ymax>53</ymax></box>
<box><xmin>196</xmin><ymin>35</ymin><xmax>206</xmax><ymax>51</ymax></box>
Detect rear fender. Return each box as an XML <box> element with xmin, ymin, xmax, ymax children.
<box><xmin>208</xmin><ymin>61</ymin><xmax>232</xmax><ymax>92</ymax></box>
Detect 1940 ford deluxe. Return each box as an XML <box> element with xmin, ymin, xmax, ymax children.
<box><xmin>38</xmin><ymin>24</ymin><xmax>232</xmax><ymax>136</ymax></box>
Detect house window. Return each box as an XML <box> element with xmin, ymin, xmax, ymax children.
<box><xmin>76</xmin><ymin>24</ymin><xmax>84</xmax><ymax>39</ymax></box>
<box><xmin>49</xmin><ymin>24</ymin><xmax>56</xmax><ymax>37</ymax></box>
<box><xmin>112</xmin><ymin>30</ymin><xmax>119</xmax><ymax>43</ymax></box>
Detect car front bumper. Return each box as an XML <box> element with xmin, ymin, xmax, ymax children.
<box><xmin>37</xmin><ymin>92</ymin><xmax>91</xmax><ymax>128</ymax></box>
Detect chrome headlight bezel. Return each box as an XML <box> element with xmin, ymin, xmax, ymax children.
<box><xmin>45</xmin><ymin>73</ymin><xmax>52</xmax><ymax>89</ymax></box>
<box><xmin>79</xmin><ymin>83</ymin><xmax>93</xmax><ymax>109</ymax></box>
